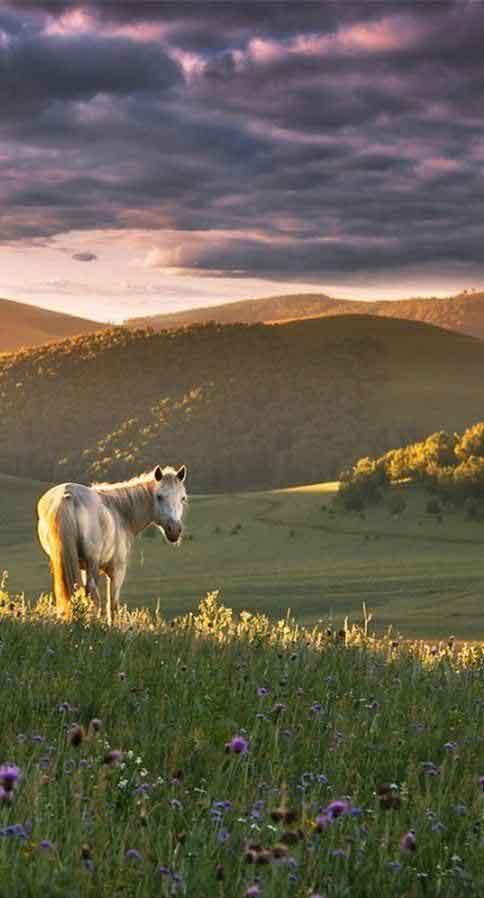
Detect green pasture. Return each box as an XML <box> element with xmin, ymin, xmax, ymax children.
<box><xmin>1</xmin><ymin>473</ymin><xmax>484</xmax><ymax>639</ymax></box>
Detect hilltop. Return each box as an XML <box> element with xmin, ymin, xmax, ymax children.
<box><xmin>0</xmin><ymin>296</ymin><xmax>106</xmax><ymax>352</ymax></box>
<box><xmin>2</xmin><ymin>315</ymin><xmax>484</xmax><ymax>491</ymax></box>
<box><xmin>128</xmin><ymin>290</ymin><xmax>484</xmax><ymax>340</ymax></box>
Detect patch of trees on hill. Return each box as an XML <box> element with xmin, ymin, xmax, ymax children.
<box><xmin>339</xmin><ymin>423</ymin><xmax>484</xmax><ymax>510</ymax></box>
<box><xmin>2</xmin><ymin>316</ymin><xmax>484</xmax><ymax>492</ymax></box>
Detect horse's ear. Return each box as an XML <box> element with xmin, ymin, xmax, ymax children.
<box><xmin>154</xmin><ymin>465</ymin><xmax>163</xmax><ymax>482</ymax></box>
<box><xmin>176</xmin><ymin>465</ymin><xmax>187</xmax><ymax>483</ymax></box>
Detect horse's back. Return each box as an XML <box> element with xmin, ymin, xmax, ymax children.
<box><xmin>37</xmin><ymin>483</ymin><xmax>103</xmax><ymax>556</ymax></box>
<box><xmin>38</xmin><ymin>482</ymin><xmax>96</xmax><ymax>518</ymax></box>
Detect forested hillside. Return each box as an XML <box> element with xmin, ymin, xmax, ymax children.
<box><xmin>129</xmin><ymin>290</ymin><xmax>484</xmax><ymax>340</ymax></box>
<box><xmin>2</xmin><ymin>316</ymin><xmax>484</xmax><ymax>491</ymax></box>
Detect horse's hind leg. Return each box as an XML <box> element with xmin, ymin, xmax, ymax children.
<box><xmin>85</xmin><ymin>562</ymin><xmax>102</xmax><ymax>617</ymax></box>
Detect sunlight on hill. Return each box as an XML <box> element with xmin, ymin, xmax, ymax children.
<box><xmin>275</xmin><ymin>481</ymin><xmax>340</xmax><ymax>494</ymax></box>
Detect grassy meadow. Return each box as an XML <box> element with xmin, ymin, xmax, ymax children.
<box><xmin>0</xmin><ymin>595</ymin><xmax>483</xmax><ymax>897</ymax></box>
<box><xmin>2</xmin><ymin>473</ymin><xmax>484</xmax><ymax>640</ymax></box>
<box><xmin>2</xmin><ymin>473</ymin><xmax>484</xmax><ymax>896</ymax></box>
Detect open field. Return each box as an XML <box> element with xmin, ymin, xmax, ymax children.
<box><xmin>2</xmin><ymin>474</ymin><xmax>484</xmax><ymax>640</ymax></box>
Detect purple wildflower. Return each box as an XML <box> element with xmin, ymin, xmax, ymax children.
<box><xmin>226</xmin><ymin>735</ymin><xmax>249</xmax><ymax>755</ymax></box>
<box><xmin>3</xmin><ymin>824</ymin><xmax>28</xmax><ymax>839</ymax></box>
<box><xmin>314</xmin><ymin>812</ymin><xmax>330</xmax><ymax>831</ymax></box>
<box><xmin>125</xmin><ymin>849</ymin><xmax>143</xmax><ymax>862</ymax></box>
<box><xmin>0</xmin><ymin>765</ymin><xmax>21</xmax><ymax>802</ymax></box>
<box><xmin>245</xmin><ymin>885</ymin><xmax>261</xmax><ymax>897</ymax></box>
<box><xmin>39</xmin><ymin>840</ymin><xmax>55</xmax><ymax>851</ymax></box>
<box><xmin>325</xmin><ymin>799</ymin><xmax>351</xmax><ymax>820</ymax></box>
<box><xmin>257</xmin><ymin>687</ymin><xmax>269</xmax><ymax>697</ymax></box>
<box><xmin>217</xmin><ymin>827</ymin><xmax>230</xmax><ymax>844</ymax></box>
<box><xmin>478</xmin><ymin>775</ymin><xmax>484</xmax><ymax>792</ymax></box>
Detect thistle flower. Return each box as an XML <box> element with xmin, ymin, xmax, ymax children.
<box><xmin>400</xmin><ymin>830</ymin><xmax>417</xmax><ymax>853</ymax></box>
<box><xmin>225</xmin><ymin>735</ymin><xmax>249</xmax><ymax>754</ymax></box>
<box><xmin>103</xmin><ymin>750</ymin><xmax>123</xmax><ymax>766</ymax></box>
<box><xmin>0</xmin><ymin>764</ymin><xmax>22</xmax><ymax>795</ymax></box>
<box><xmin>68</xmin><ymin>725</ymin><xmax>84</xmax><ymax>747</ymax></box>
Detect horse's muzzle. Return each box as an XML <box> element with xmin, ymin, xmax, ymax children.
<box><xmin>165</xmin><ymin>523</ymin><xmax>182</xmax><ymax>543</ymax></box>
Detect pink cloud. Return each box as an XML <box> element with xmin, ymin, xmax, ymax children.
<box><xmin>416</xmin><ymin>157</ymin><xmax>464</xmax><ymax>179</ymax></box>
<box><xmin>45</xmin><ymin>9</ymin><xmax>168</xmax><ymax>44</ymax></box>
<box><xmin>45</xmin><ymin>9</ymin><xmax>94</xmax><ymax>36</ymax></box>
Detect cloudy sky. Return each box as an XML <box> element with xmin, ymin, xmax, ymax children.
<box><xmin>1</xmin><ymin>1</ymin><xmax>483</xmax><ymax>322</ymax></box>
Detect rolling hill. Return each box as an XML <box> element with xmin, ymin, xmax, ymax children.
<box><xmin>128</xmin><ymin>290</ymin><xmax>484</xmax><ymax>340</ymax></box>
<box><xmin>2</xmin><ymin>315</ymin><xmax>484</xmax><ymax>492</ymax></box>
<box><xmin>0</xmin><ymin>296</ymin><xmax>106</xmax><ymax>352</ymax></box>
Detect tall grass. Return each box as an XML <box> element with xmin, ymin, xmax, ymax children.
<box><xmin>0</xmin><ymin>587</ymin><xmax>483</xmax><ymax>896</ymax></box>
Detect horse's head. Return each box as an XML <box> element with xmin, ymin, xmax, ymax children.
<box><xmin>152</xmin><ymin>464</ymin><xmax>188</xmax><ymax>543</ymax></box>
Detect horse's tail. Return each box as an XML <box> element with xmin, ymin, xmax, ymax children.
<box><xmin>49</xmin><ymin>498</ymin><xmax>81</xmax><ymax>618</ymax></box>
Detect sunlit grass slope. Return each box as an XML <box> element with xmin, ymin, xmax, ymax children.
<box><xmin>2</xmin><ymin>474</ymin><xmax>484</xmax><ymax>640</ymax></box>
<box><xmin>0</xmin><ymin>296</ymin><xmax>106</xmax><ymax>353</ymax></box>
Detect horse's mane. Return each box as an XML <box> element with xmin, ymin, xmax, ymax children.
<box><xmin>92</xmin><ymin>467</ymin><xmax>177</xmax><ymax>492</ymax></box>
<box><xmin>92</xmin><ymin>468</ymin><xmax>178</xmax><ymax>526</ymax></box>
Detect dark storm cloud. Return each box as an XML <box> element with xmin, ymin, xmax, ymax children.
<box><xmin>1</xmin><ymin>0</ymin><xmax>484</xmax><ymax>282</ymax></box>
<box><xmin>0</xmin><ymin>31</ymin><xmax>180</xmax><ymax>120</ymax></box>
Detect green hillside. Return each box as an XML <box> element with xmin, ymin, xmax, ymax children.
<box><xmin>129</xmin><ymin>289</ymin><xmax>484</xmax><ymax>340</ymax></box>
<box><xmin>2</xmin><ymin>315</ymin><xmax>484</xmax><ymax>492</ymax></box>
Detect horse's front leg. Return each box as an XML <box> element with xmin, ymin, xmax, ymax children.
<box><xmin>106</xmin><ymin>563</ymin><xmax>127</xmax><ymax>626</ymax></box>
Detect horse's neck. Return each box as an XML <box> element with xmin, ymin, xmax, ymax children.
<box><xmin>100</xmin><ymin>482</ymin><xmax>154</xmax><ymax>536</ymax></box>
<box><xmin>127</xmin><ymin>484</ymin><xmax>154</xmax><ymax>534</ymax></box>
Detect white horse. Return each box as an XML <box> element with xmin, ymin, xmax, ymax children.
<box><xmin>37</xmin><ymin>465</ymin><xmax>187</xmax><ymax>622</ymax></box>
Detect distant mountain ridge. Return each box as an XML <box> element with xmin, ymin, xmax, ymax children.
<box><xmin>0</xmin><ymin>297</ymin><xmax>106</xmax><ymax>353</ymax></box>
<box><xmin>127</xmin><ymin>290</ymin><xmax>484</xmax><ymax>340</ymax></box>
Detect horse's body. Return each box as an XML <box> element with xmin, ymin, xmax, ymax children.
<box><xmin>37</xmin><ymin>465</ymin><xmax>187</xmax><ymax>621</ymax></box>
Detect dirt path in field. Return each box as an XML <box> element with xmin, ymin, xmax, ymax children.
<box><xmin>255</xmin><ymin>497</ymin><xmax>484</xmax><ymax>547</ymax></box>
